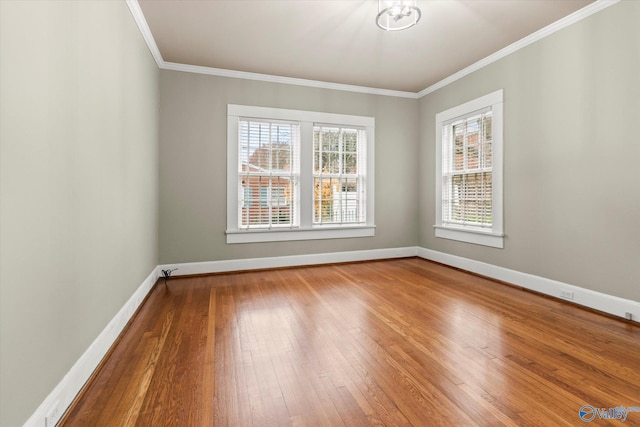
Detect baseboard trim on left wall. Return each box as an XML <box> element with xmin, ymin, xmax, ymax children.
<box><xmin>23</xmin><ymin>267</ymin><xmax>159</xmax><ymax>427</ymax></box>
<box><xmin>25</xmin><ymin>245</ymin><xmax>639</xmax><ymax>425</ymax></box>
<box><xmin>24</xmin><ymin>247</ymin><xmax>417</xmax><ymax>426</ymax></box>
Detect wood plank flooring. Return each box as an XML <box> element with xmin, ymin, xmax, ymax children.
<box><xmin>60</xmin><ymin>258</ymin><xmax>640</xmax><ymax>426</ymax></box>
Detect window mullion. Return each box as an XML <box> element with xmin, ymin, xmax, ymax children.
<box><xmin>267</xmin><ymin>124</ymin><xmax>273</xmax><ymax>228</ymax></box>
<box><xmin>317</xmin><ymin>127</ymin><xmax>323</xmax><ymax>225</ymax></box>
<box><xmin>338</xmin><ymin>129</ymin><xmax>344</xmax><ymax>226</ymax></box>
<box><xmin>299</xmin><ymin>122</ymin><xmax>313</xmax><ymax>229</ymax></box>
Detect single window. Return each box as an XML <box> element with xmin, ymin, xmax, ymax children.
<box><xmin>435</xmin><ymin>90</ymin><xmax>504</xmax><ymax>248</ymax></box>
<box><xmin>227</xmin><ymin>105</ymin><xmax>375</xmax><ymax>244</ymax></box>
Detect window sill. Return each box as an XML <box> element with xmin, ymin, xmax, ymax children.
<box><xmin>434</xmin><ymin>225</ymin><xmax>504</xmax><ymax>248</ymax></box>
<box><xmin>226</xmin><ymin>226</ymin><xmax>376</xmax><ymax>244</ymax></box>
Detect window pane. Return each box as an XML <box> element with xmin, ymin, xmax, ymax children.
<box><xmin>344</xmin><ymin>153</ymin><xmax>357</xmax><ymax>174</ymax></box>
<box><xmin>453</xmin><ymin>124</ymin><xmax>464</xmax><ymax>171</ymax></box>
<box><xmin>328</xmin><ymin>152</ymin><xmax>339</xmax><ymax>174</ymax></box>
<box><xmin>239</xmin><ymin>119</ymin><xmax>299</xmax><ymax>229</ymax></box>
<box><xmin>344</xmin><ymin>131</ymin><xmax>357</xmax><ymax>153</ymax></box>
<box><xmin>466</xmin><ymin>118</ymin><xmax>480</xmax><ymax>170</ymax></box>
<box><xmin>322</xmin><ymin>128</ymin><xmax>339</xmax><ymax>152</ymax></box>
<box><xmin>483</xmin><ymin>115</ymin><xmax>493</xmax><ymax>168</ymax></box>
<box><xmin>259</xmin><ymin>186</ymin><xmax>268</xmax><ymax>207</ymax></box>
<box><xmin>314</xmin><ymin>176</ymin><xmax>346</xmax><ymax>223</ymax></box>
<box><xmin>313</xmin><ymin>124</ymin><xmax>364</xmax><ymax>226</ymax></box>
<box><xmin>241</xmin><ymin>175</ymin><xmax>296</xmax><ymax>227</ymax></box>
<box><xmin>314</xmin><ymin>177</ymin><xmax>332</xmax><ymax>223</ymax></box>
<box><xmin>447</xmin><ymin>172</ymin><xmax>492</xmax><ymax>226</ymax></box>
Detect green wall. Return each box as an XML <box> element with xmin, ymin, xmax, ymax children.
<box><xmin>158</xmin><ymin>71</ymin><xmax>420</xmax><ymax>264</ymax></box>
<box><xmin>1</xmin><ymin>1</ymin><xmax>638</xmax><ymax>425</ymax></box>
<box><xmin>419</xmin><ymin>0</ymin><xmax>640</xmax><ymax>302</ymax></box>
<box><xmin>0</xmin><ymin>1</ymin><xmax>159</xmax><ymax>425</ymax></box>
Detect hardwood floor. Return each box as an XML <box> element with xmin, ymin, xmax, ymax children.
<box><xmin>60</xmin><ymin>258</ymin><xmax>640</xmax><ymax>426</ymax></box>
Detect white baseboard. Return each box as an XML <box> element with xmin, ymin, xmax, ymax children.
<box><xmin>25</xmin><ymin>245</ymin><xmax>639</xmax><ymax>425</ymax></box>
<box><xmin>160</xmin><ymin>246</ymin><xmax>639</xmax><ymax>322</ymax></box>
<box><xmin>24</xmin><ymin>267</ymin><xmax>159</xmax><ymax>427</ymax></box>
<box><xmin>417</xmin><ymin>247</ymin><xmax>640</xmax><ymax>323</ymax></box>
<box><xmin>157</xmin><ymin>246</ymin><xmax>419</xmax><ymax>276</ymax></box>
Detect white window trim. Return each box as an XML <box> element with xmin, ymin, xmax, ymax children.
<box><xmin>227</xmin><ymin>104</ymin><xmax>375</xmax><ymax>244</ymax></box>
<box><xmin>434</xmin><ymin>90</ymin><xmax>504</xmax><ymax>248</ymax></box>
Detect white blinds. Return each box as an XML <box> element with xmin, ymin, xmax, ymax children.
<box><xmin>441</xmin><ymin>108</ymin><xmax>493</xmax><ymax>228</ymax></box>
<box><xmin>313</xmin><ymin>125</ymin><xmax>366</xmax><ymax>225</ymax></box>
<box><xmin>238</xmin><ymin>119</ymin><xmax>300</xmax><ymax>229</ymax></box>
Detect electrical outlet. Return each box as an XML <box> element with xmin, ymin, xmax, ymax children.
<box><xmin>45</xmin><ymin>402</ymin><xmax>60</xmax><ymax>427</ymax></box>
<box><xmin>560</xmin><ymin>290</ymin><xmax>574</xmax><ymax>300</ymax></box>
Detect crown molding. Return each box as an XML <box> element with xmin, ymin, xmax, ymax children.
<box><xmin>417</xmin><ymin>0</ymin><xmax>621</xmax><ymax>97</ymax></box>
<box><xmin>161</xmin><ymin>61</ymin><xmax>419</xmax><ymax>99</ymax></box>
<box><xmin>126</xmin><ymin>0</ymin><xmax>620</xmax><ymax>100</ymax></box>
<box><xmin>124</xmin><ymin>0</ymin><xmax>417</xmax><ymax>98</ymax></box>
<box><xmin>125</xmin><ymin>0</ymin><xmax>163</xmax><ymax>67</ymax></box>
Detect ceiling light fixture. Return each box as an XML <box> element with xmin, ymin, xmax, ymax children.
<box><xmin>376</xmin><ymin>0</ymin><xmax>421</xmax><ymax>31</ymax></box>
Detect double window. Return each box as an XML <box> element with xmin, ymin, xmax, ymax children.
<box><xmin>435</xmin><ymin>90</ymin><xmax>504</xmax><ymax>248</ymax></box>
<box><xmin>227</xmin><ymin>105</ymin><xmax>375</xmax><ymax>244</ymax></box>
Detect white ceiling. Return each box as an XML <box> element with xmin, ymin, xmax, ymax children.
<box><xmin>137</xmin><ymin>0</ymin><xmax>595</xmax><ymax>93</ymax></box>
